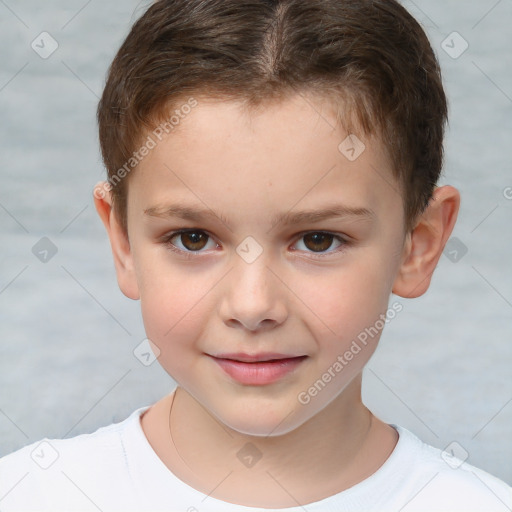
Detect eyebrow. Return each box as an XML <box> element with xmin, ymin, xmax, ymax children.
<box><xmin>144</xmin><ymin>202</ymin><xmax>375</xmax><ymax>230</ymax></box>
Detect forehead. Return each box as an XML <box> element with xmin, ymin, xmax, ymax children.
<box><xmin>130</xmin><ymin>93</ymin><xmax>401</xmax><ymax>228</ymax></box>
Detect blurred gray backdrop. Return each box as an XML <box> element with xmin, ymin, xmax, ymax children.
<box><xmin>0</xmin><ymin>0</ymin><xmax>511</xmax><ymax>484</ymax></box>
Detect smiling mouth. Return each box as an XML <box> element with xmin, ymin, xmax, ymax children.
<box><xmin>207</xmin><ymin>353</ymin><xmax>308</xmax><ymax>385</ymax></box>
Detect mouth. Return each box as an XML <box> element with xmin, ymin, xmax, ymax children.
<box><xmin>207</xmin><ymin>353</ymin><xmax>308</xmax><ymax>386</ymax></box>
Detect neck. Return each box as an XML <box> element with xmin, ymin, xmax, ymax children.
<box><xmin>141</xmin><ymin>376</ymin><xmax>398</xmax><ymax>508</ymax></box>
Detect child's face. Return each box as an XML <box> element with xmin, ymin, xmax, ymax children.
<box><xmin>119</xmin><ymin>94</ymin><xmax>409</xmax><ymax>435</ymax></box>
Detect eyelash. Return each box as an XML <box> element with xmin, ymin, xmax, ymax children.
<box><xmin>161</xmin><ymin>229</ymin><xmax>350</xmax><ymax>260</ymax></box>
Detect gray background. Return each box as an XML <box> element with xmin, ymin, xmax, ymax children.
<box><xmin>0</xmin><ymin>0</ymin><xmax>511</xmax><ymax>485</ymax></box>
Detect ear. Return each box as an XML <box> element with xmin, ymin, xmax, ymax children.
<box><xmin>392</xmin><ymin>185</ymin><xmax>460</xmax><ymax>298</ymax></box>
<box><xmin>93</xmin><ymin>182</ymin><xmax>140</xmax><ymax>300</ymax></box>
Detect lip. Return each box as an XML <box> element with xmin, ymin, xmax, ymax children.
<box><xmin>208</xmin><ymin>353</ymin><xmax>308</xmax><ymax>386</ymax></box>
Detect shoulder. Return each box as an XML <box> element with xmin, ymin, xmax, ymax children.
<box><xmin>392</xmin><ymin>425</ymin><xmax>512</xmax><ymax>512</ymax></box>
<box><xmin>0</xmin><ymin>407</ymin><xmax>148</xmax><ymax>511</ymax></box>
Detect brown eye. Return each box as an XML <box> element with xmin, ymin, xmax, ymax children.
<box><xmin>293</xmin><ymin>232</ymin><xmax>347</xmax><ymax>256</ymax></box>
<box><xmin>171</xmin><ymin>231</ymin><xmax>210</xmax><ymax>251</ymax></box>
<box><xmin>302</xmin><ymin>232</ymin><xmax>335</xmax><ymax>252</ymax></box>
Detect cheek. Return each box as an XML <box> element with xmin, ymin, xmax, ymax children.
<box><xmin>134</xmin><ymin>248</ymin><xmax>212</xmax><ymax>343</ymax></box>
<box><xmin>292</xmin><ymin>256</ymin><xmax>393</xmax><ymax>338</ymax></box>
<box><xmin>138</xmin><ymin>268</ymin><xmax>211</xmax><ymax>383</ymax></box>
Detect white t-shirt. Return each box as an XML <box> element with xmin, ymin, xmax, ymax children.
<box><xmin>0</xmin><ymin>404</ymin><xmax>510</xmax><ymax>512</ymax></box>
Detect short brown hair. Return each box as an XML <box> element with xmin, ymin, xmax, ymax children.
<box><xmin>97</xmin><ymin>0</ymin><xmax>447</xmax><ymax>234</ymax></box>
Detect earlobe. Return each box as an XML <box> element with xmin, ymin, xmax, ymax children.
<box><xmin>93</xmin><ymin>182</ymin><xmax>140</xmax><ymax>300</ymax></box>
<box><xmin>392</xmin><ymin>186</ymin><xmax>460</xmax><ymax>298</ymax></box>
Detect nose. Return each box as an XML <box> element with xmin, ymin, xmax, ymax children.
<box><xmin>219</xmin><ymin>255</ymin><xmax>288</xmax><ymax>332</ymax></box>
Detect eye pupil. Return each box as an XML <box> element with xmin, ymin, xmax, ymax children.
<box><xmin>303</xmin><ymin>233</ymin><xmax>333</xmax><ymax>252</ymax></box>
<box><xmin>182</xmin><ymin>231</ymin><xmax>208</xmax><ymax>250</ymax></box>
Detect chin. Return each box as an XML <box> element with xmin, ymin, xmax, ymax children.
<box><xmin>214</xmin><ymin>400</ymin><xmax>308</xmax><ymax>438</ymax></box>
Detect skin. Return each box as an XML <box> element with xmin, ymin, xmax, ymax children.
<box><xmin>94</xmin><ymin>92</ymin><xmax>459</xmax><ymax>508</ymax></box>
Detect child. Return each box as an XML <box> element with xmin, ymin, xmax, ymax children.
<box><xmin>1</xmin><ymin>0</ymin><xmax>511</xmax><ymax>510</ymax></box>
